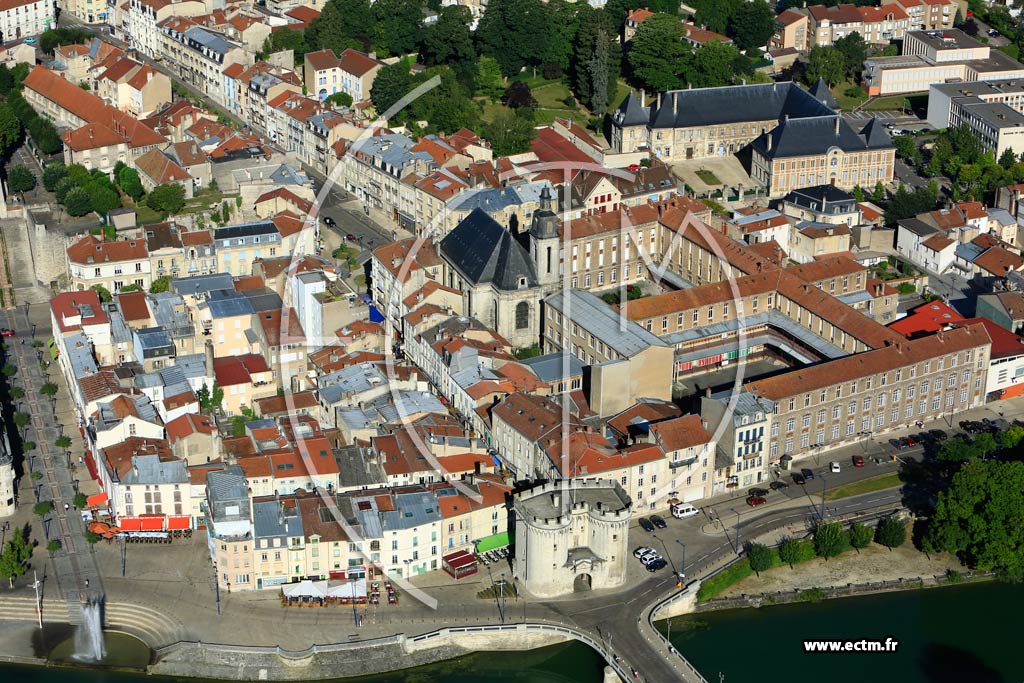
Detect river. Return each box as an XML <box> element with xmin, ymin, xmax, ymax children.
<box><xmin>667</xmin><ymin>580</ymin><xmax>1024</xmax><ymax>683</ymax></box>
<box><xmin>0</xmin><ymin>640</ymin><xmax>604</xmax><ymax>683</ymax></box>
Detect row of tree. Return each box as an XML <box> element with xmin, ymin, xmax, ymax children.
<box><xmin>746</xmin><ymin>517</ymin><xmax>906</xmax><ymax>576</ymax></box>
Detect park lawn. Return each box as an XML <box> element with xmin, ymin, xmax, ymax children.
<box><xmin>695</xmin><ymin>169</ymin><xmax>722</xmax><ymax>185</ymax></box>
<box><xmin>134</xmin><ymin>204</ymin><xmax>164</xmax><ymax>225</ymax></box>
<box><xmin>835</xmin><ymin>81</ymin><xmax>868</xmax><ymax>111</ymax></box>
<box><xmin>863</xmin><ymin>95</ymin><xmax>911</xmax><ymax>111</ymax></box>
<box><xmin>697</xmin><ymin>550</ymin><xmax>783</xmax><ymax>602</ymax></box>
<box><xmin>824</xmin><ymin>472</ymin><xmax>902</xmax><ymax>501</ymax></box>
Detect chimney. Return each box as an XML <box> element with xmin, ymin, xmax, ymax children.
<box><xmin>834</xmin><ymin>117</ymin><xmax>840</xmax><ymax>136</ymax></box>
<box><xmin>204</xmin><ymin>339</ymin><xmax>214</xmax><ymax>377</ymax></box>
<box><xmin>705</xmin><ymin>386</ymin><xmax>711</xmax><ymax>397</ymax></box>
<box><xmin>551</xmin><ymin>491</ymin><xmax>561</xmax><ymax>508</ymax></box>
<box><xmin>657</xmin><ymin>93</ymin><xmax>662</xmax><ymax>108</ymax></box>
<box><xmin>369</xmin><ymin>52</ymin><xmax>377</xmax><ymax>61</ymax></box>
<box><xmin>673</xmin><ymin>93</ymin><xmax>678</xmax><ymax>117</ymax></box>
<box><xmin>640</xmin><ymin>90</ymin><xmax>645</xmax><ymax>107</ymax></box>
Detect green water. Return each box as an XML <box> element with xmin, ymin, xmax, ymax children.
<box><xmin>0</xmin><ymin>641</ymin><xmax>603</xmax><ymax>683</ymax></box>
<box><xmin>668</xmin><ymin>580</ymin><xmax>1024</xmax><ymax>683</ymax></box>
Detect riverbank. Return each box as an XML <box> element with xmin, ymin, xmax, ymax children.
<box><xmin>714</xmin><ymin>543</ymin><xmax>963</xmax><ymax>600</ymax></box>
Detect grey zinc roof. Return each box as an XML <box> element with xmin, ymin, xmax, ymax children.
<box><xmin>66</xmin><ymin>334</ymin><xmax>99</xmax><ymax>378</ymax></box>
<box><xmin>207</xmin><ymin>465</ymin><xmax>249</xmax><ymax>502</ymax></box>
<box><xmin>751</xmin><ymin>115</ymin><xmax>892</xmax><ymax>159</ymax></box>
<box><xmin>136</xmin><ymin>326</ymin><xmax>174</xmax><ymax>351</ymax></box>
<box><xmin>207</xmin><ymin>290</ymin><xmax>255</xmax><ymax>318</ymax></box>
<box><xmin>447</xmin><ymin>181</ymin><xmax>552</xmax><ymax>215</ymax></box>
<box><xmin>172</xmin><ymin>272</ymin><xmax>234</xmax><ymax>297</ymax></box>
<box><xmin>121</xmin><ymin>454</ymin><xmax>187</xmax><ymax>485</ymax></box>
<box><xmin>243</xmin><ymin>289</ymin><xmax>283</xmax><ymax>313</ymax></box>
<box><xmin>376</xmin><ymin>391</ymin><xmax>445</xmax><ymax>423</ymax></box>
<box><xmin>784</xmin><ymin>184</ymin><xmax>855</xmax><ymax>210</ymax></box>
<box><xmin>253</xmin><ymin>500</ymin><xmax>304</xmax><ymax>539</ymax></box>
<box><xmin>214</xmin><ymin>221</ymin><xmax>277</xmax><ymax>241</ymax></box>
<box><xmin>545</xmin><ymin>289</ymin><xmax>668</xmax><ymax>358</ymax></box>
<box><xmin>269</xmin><ymin>164</ymin><xmax>308</xmax><ymax>186</ymax></box>
<box><xmin>318</xmin><ymin>363</ymin><xmax>388</xmax><ymax>405</ymax></box>
<box><xmin>184</xmin><ymin>26</ymin><xmax>233</xmax><ymax>55</ymax></box>
<box><xmin>439</xmin><ymin>208</ymin><xmax>537</xmax><ymax>290</ymax></box>
<box><xmin>645</xmin><ymin>82</ymin><xmax>834</xmax><ymax>130</ymax></box>
<box><xmin>521</xmin><ymin>352</ymin><xmax>585</xmax><ymax>383</ymax></box>
<box><xmin>351</xmin><ymin>490</ymin><xmax>442</xmax><ymax>533</ymax></box>
<box><xmin>898</xmin><ymin>218</ymin><xmax>939</xmax><ymax>238</ymax></box>
<box><xmin>335</xmin><ymin>444</ymin><xmax>387</xmax><ymax>489</ymax></box>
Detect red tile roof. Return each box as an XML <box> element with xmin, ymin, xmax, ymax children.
<box><xmin>166</xmin><ymin>412</ymin><xmax>216</xmax><ymax>442</ymax></box>
<box><xmin>117</xmin><ymin>291</ymin><xmax>151</xmax><ymax>321</ymax></box>
<box><xmin>67</xmin><ymin>234</ymin><xmax>148</xmax><ymax>265</ymax></box>
<box><xmin>51</xmin><ymin>290</ymin><xmax>109</xmax><ymax>332</ymax></box>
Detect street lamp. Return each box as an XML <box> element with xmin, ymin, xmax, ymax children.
<box><xmin>820</xmin><ymin>475</ymin><xmax>827</xmax><ymax>523</ymax></box>
<box><xmin>675</xmin><ymin>540</ymin><xmax>686</xmax><ymax>587</ymax></box>
<box><xmin>213</xmin><ymin>562</ymin><xmax>221</xmax><ymax>615</ymax></box>
<box><xmin>499</xmin><ymin>571</ymin><xmax>506</xmax><ymax>625</ymax></box>
<box><xmin>729</xmin><ymin>508</ymin><xmax>741</xmax><ymax>555</ymax></box>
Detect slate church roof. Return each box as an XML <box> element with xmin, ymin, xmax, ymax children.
<box><xmin>439</xmin><ymin>209</ymin><xmax>537</xmax><ymax>291</ymax></box>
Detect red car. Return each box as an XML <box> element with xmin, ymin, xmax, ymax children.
<box><xmin>627</xmin><ymin>164</ymin><xmax>641</xmax><ymax>171</ymax></box>
<box><xmin>852</xmin><ymin>455</ymin><xmax>865</xmax><ymax>468</ymax></box>
<box><xmin>0</xmin><ymin>328</ymin><xmax>14</xmax><ymax>337</ymax></box>
<box><xmin>746</xmin><ymin>495</ymin><xmax>767</xmax><ymax>507</ymax></box>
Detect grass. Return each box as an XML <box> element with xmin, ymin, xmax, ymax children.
<box><xmin>480</xmin><ymin>77</ymin><xmax>628</xmax><ymax>131</ymax></box>
<box><xmin>134</xmin><ymin>204</ymin><xmax>164</xmax><ymax>225</ymax></box>
<box><xmin>694</xmin><ymin>169</ymin><xmax>722</xmax><ymax>185</ymax></box>
<box><xmin>697</xmin><ymin>550</ymin><xmax>784</xmax><ymax>602</ymax></box>
<box><xmin>835</xmin><ymin>80</ymin><xmax>869</xmax><ymax>111</ymax></box>
<box><xmin>824</xmin><ymin>472</ymin><xmax>902</xmax><ymax>501</ymax></box>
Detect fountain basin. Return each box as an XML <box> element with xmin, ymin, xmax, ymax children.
<box><xmin>47</xmin><ymin>631</ymin><xmax>152</xmax><ymax>670</ymax></box>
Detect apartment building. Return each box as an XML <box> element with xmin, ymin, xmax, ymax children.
<box><xmin>771</xmin><ymin>9</ymin><xmax>809</xmax><ymax>52</ymax></box>
<box><xmin>882</xmin><ymin>0</ymin><xmax>959</xmax><ymax>31</ymax></box>
<box><xmin>158</xmin><ymin>18</ymin><xmax>252</xmax><ymax>106</ymax></box>
<box><xmin>127</xmin><ymin>0</ymin><xmax>208</xmax><ymax>59</ymax></box>
<box><xmin>68</xmin><ymin>234</ymin><xmax>152</xmax><ymax>293</ymax></box>
<box><xmin>807</xmin><ymin>4</ymin><xmax>910</xmax><ymax>46</ymax></box>
<box><xmin>303</xmin><ymin>48</ymin><xmax>383</xmax><ymax>103</ymax></box>
<box><xmin>0</xmin><ymin>0</ymin><xmax>53</xmax><ymax>41</ymax></box>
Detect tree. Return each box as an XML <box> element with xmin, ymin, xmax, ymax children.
<box><xmin>690</xmin><ymin>41</ymin><xmax>744</xmax><ymax>89</ymax></box>
<box><xmin>42</xmin><ymin>162</ymin><xmax>68</xmax><ymax>192</ymax></box>
<box><xmin>306</xmin><ymin>0</ymin><xmax>373</xmax><ymax>53</ymax></box>
<box><xmin>198</xmin><ymin>382</ymin><xmax>224</xmax><ymax>413</ymax></box>
<box><xmin>12</xmin><ymin>412</ymin><xmax>28</xmax><ymax>429</ymax></box>
<box><xmin>74</xmin><ymin>493</ymin><xmax>88</xmax><ymax>509</ymax></box>
<box><xmin>483</xmin><ymin>109</ymin><xmax>537</xmax><ymax>156</ymax></box>
<box><xmin>0</xmin><ymin>532</ymin><xmax>31</xmax><ymax>587</ymax></box>
<box><xmin>373</xmin><ymin>0</ymin><xmax>425</xmax><ymax>57</ymax></box>
<box><xmin>629</xmin><ymin>13</ymin><xmax>688</xmax><ymax>92</ymax></box>
<box><xmin>1</xmin><ymin>363</ymin><xmax>15</xmax><ymax>377</ymax></box>
<box><xmin>894</xmin><ymin>134</ymin><xmax>921</xmax><ymax>166</ymax></box>
<box><xmin>851</xmin><ymin>184</ymin><xmax>865</xmax><ymax>202</ymax></box>
<box><xmin>572</xmin><ymin>7</ymin><xmax>620</xmax><ymax>112</ymax></box>
<box><xmin>475</xmin><ymin>56</ymin><xmax>505</xmax><ymax>101</ymax></box>
<box><xmin>692</xmin><ymin>0</ymin><xmax>741</xmax><ymax>34</ymax></box>
<box><xmin>476</xmin><ymin>0</ymin><xmax>551</xmax><ymax>77</ymax></box>
<box><xmin>778</xmin><ymin>536</ymin><xmax>814</xmax><ymax>569</ymax></box>
<box><xmin>146</xmin><ymin>183</ymin><xmax>186</xmax><ymax>214</ymax></box>
<box><xmin>540</xmin><ymin>0</ymin><xmax>581</xmax><ymax>72</ymax></box>
<box><xmin>88</xmin><ymin>184</ymin><xmax>121</xmax><ymax>215</ymax></box>
<box><xmin>813</xmin><ymin>521</ymin><xmax>848</xmax><ymax>560</ymax></box>
<box><xmin>64</xmin><ymin>187</ymin><xmax>93</xmax><ymax>217</ymax></box>
<box><xmin>848</xmin><ymin>522</ymin><xmax>874</xmax><ymax>552</ymax></box>
<box><xmin>117</xmin><ymin>166</ymin><xmax>144</xmax><ymax>201</ymax></box>
<box><xmin>7</xmin><ymin>164</ymin><xmax>35</xmax><ymax>193</ymax></box>
<box><xmin>729</xmin><ymin>0</ymin><xmax>775</xmax><ymax>52</ymax></box>
<box><xmin>33</xmin><ymin>501</ymin><xmax>52</xmax><ymax>516</ymax></box>
<box><xmin>323</xmin><ymin>92</ymin><xmax>354</xmax><ymax>108</ymax></box>
<box><xmin>872</xmin><ymin>181</ymin><xmax>886</xmax><ymax>203</ymax></box>
<box><xmin>55</xmin><ymin>436</ymin><xmax>71</xmax><ymax>449</ymax></box>
<box><xmin>9</xmin><ymin>387</ymin><xmax>23</xmax><ymax>400</ymax></box>
<box><xmin>502</xmin><ymin>81</ymin><xmax>538</xmax><ymax>109</ymax></box>
<box><xmin>46</xmin><ymin>540</ymin><xmax>61</xmax><ymax>553</ymax></box>
<box><xmin>746</xmin><ymin>542</ymin><xmax>774</xmax><ymax>576</ymax></box>
<box><xmin>876</xmin><ymin>516</ymin><xmax>906</xmax><ymax>550</ymax></box>
<box><xmin>805</xmin><ymin>46</ymin><xmax>846</xmax><ymax>87</ymax></box>
<box><xmin>833</xmin><ymin>32</ymin><xmax>867</xmax><ymax>80</ymax></box>
<box><xmin>263</xmin><ymin>27</ymin><xmax>310</xmax><ymax>61</ymax></box>
<box><xmin>90</xmin><ymin>284</ymin><xmax>112</xmax><ymax>303</ymax></box>
<box><xmin>999</xmin><ymin>147</ymin><xmax>1018</xmax><ymax>169</ymax></box>
<box><xmin>998</xmin><ymin>424</ymin><xmax>1024</xmax><ymax>450</ymax></box>
<box><xmin>0</xmin><ymin>102</ymin><xmax>21</xmax><ymax>155</ymax></box>
<box><xmin>150</xmin><ymin>276</ymin><xmax>172</xmax><ymax>294</ymax></box>
<box><xmin>371</xmin><ymin>59</ymin><xmax>414</xmax><ymax>114</ymax></box>
<box><xmin>418</xmin><ymin>5</ymin><xmax>476</xmax><ymax>82</ymax></box>
<box><xmin>119</xmin><ymin>284</ymin><xmax>142</xmax><ymax>293</ymax></box>
<box><xmin>39</xmin><ymin>383</ymin><xmax>57</xmax><ymax>397</ymax></box>
<box><xmin>587</xmin><ymin>29</ymin><xmax>611</xmax><ymax>115</ymax></box>
<box><xmin>39</xmin><ymin>27</ymin><xmax>91</xmax><ymax>55</ymax></box>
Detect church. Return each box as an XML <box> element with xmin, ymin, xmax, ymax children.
<box><xmin>438</xmin><ymin>186</ymin><xmax>561</xmax><ymax>349</ymax></box>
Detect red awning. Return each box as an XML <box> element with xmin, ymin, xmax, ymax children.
<box><xmin>166</xmin><ymin>516</ymin><xmax>191</xmax><ymax>530</ymax></box>
<box><xmin>86</xmin><ymin>492</ymin><xmax>108</xmax><ymax>508</ymax></box>
<box><xmin>140</xmin><ymin>517</ymin><xmax>164</xmax><ymax>531</ymax></box>
<box><xmin>119</xmin><ymin>517</ymin><xmax>143</xmax><ymax>531</ymax></box>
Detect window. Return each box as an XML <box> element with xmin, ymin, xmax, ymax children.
<box><xmin>848</xmin><ymin>401</ymin><xmax>856</xmax><ymax>415</ymax></box>
<box><xmin>800</xmin><ymin>433</ymin><xmax>809</xmax><ymax>448</ymax></box>
<box><xmin>846</xmin><ymin>421</ymin><xmax>855</xmax><ymax>435</ymax></box>
<box><xmin>786</xmin><ymin>418</ymin><xmax>794</xmax><ymax>432</ymax></box>
<box><xmin>515</xmin><ymin>301</ymin><xmax>529</xmax><ymax>330</ymax></box>
<box><xmin>817</xmin><ymin>409</ymin><xmax>825</xmax><ymax>424</ymax></box>
<box><xmin>802</xmin><ymin>414</ymin><xmax>810</xmax><ymax>428</ymax></box>
<box><xmin>832</xmin><ymin>406</ymin><xmax>840</xmax><ymax>419</ymax></box>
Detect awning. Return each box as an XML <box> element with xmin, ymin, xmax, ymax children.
<box><xmin>119</xmin><ymin>517</ymin><xmax>143</xmax><ymax>531</ymax></box>
<box><xmin>166</xmin><ymin>516</ymin><xmax>190</xmax><ymax>530</ymax></box>
<box><xmin>140</xmin><ymin>516</ymin><xmax>164</xmax><ymax>531</ymax></box>
<box><xmin>283</xmin><ymin>580</ymin><xmax>327</xmax><ymax>599</ymax></box>
<box><xmin>47</xmin><ymin>338</ymin><xmax>58</xmax><ymax>359</ymax></box>
<box><xmin>86</xmin><ymin>492</ymin><xmax>108</xmax><ymax>508</ymax></box>
<box><xmin>368</xmin><ymin>305</ymin><xmax>384</xmax><ymax>323</ymax></box>
<box><xmin>443</xmin><ymin>550</ymin><xmax>477</xmax><ymax>570</ymax></box>
<box><xmin>475</xmin><ymin>531</ymin><xmax>509</xmax><ymax>553</ymax></box>
<box><xmin>327</xmin><ymin>579</ymin><xmax>367</xmax><ymax>599</ymax></box>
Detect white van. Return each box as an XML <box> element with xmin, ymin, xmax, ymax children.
<box><xmin>671</xmin><ymin>503</ymin><xmax>699</xmax><ymax>519</ymax></box>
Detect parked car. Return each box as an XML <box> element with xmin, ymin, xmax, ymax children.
<box><xmin>769</xmin><ymin>480</ymin><xmax>789</xmax><ymax>491</ymax></box>
<box><xmin>852</xmin><ymin>455</ymin><xmax>865</xmax><ymax>468</ymax></box>
<box><xmin>889</xmin><ymin>438</ymin><xmax>907</xmax><ymax>450</ymax></box>
<box><xmin>671</xmin><ymin>503</ymin><xmax>699</xmax><ymax>519</ymax></box>
<box><xmin>801</xmin><ymin>468</ymin><xmax>815</xmax><ymax>480</ymax></box>
<box><xmin>322</xmin><ymin>215</ymin><xmax>337</xmax><ymax>227</ymax></box>
<box><xmin>748</xmin><ymin>487</ymin><xmax>769</xmax><ymax>498</ymax></box>
<box><xmin>928</xmin><ymin>429</ymin><xmax>947</xmax><ymax>441</ymax></box>
<box><xmin>792</xmin><ymin>472</ymin><xmax>806</xmax><ymax>485</ymax></box>
<box><xmin>638</xmin><ymin>517</ymin><xmax>655</xmax><ymax>532</ymax></box>
<box><xmin>650</xmin><ymin>515</ymin><xmax>667</xmax><ymax>529</ymax></box>
<box><xmin>829</xmin><ymin>461</ymin><xmax>841</xmax><ymax>473</ymax></box>
<box><xmin>345</xmin><ymin>234</ymin><xmax>358</xmax><ymax>242</ymax></box>
<box><xmin>989</xmin><ymin>28</ymin><xmax>1000</xmax><ymax>36</ymax></box>
<box><xmin>633</xmin><ymin>546</ymin><xmax>655</xmax><ymax>559</ymax></box>
<box><xmin>0</xmin><ymin>328</ymin><xmax>14</xmax><ymax>337</ymax></box>
<box><xmin>646</xmin><ymin>558</ymin><xmax>668</xmax><ymax>572</ymax></box>
<box><xmin>640</xmin><ymin>552</ymin><xmax>663</xmax><ymax>565</ymax></box>
<box><xmin>746</xmin><ymin>495</ymin><xmax>767</xmax><ymax>507</ymax></box>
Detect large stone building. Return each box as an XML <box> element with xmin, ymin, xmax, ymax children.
<box><xmin>609</xmin><ymin>81</ymin><xmax>838</xmax><ymax>162</ymax></box>
<box><xmin>512</xmin><ymin>479</ymin><xmax>631</xmax><ymax>598</ymax></box>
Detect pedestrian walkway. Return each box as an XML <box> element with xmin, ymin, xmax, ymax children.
<box><xmin>4</xmin><ymin>307</ymin><xmax>101</xmax><ymax>618</ymax></box>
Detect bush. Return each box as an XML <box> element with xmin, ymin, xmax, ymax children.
<box><xmin>849</xmin><ymin>522</ymin><xmax>874</xmax><ymax>551</ymax></box>
<box><xmin>897</xmin><ymin>282</ymin><xmax>917</xmax><ymax>295</ymax></box>
<box><xmin>33</xmin><ymin>501</ymin><xmax>53</xmax><ymax>516</ymax></box>
<box><xmin>876</xmin><ymin>516</ymin><xmax>906</xmax><ymax>550</ymax></box>
<box><xmin>563</xmin><ymin>96</ymin><xmax>576</xmax><ymax>108</ymax></box>
<box><xmin>746</xmin><ymin>542</ymin><xmax>776</xmax><ymax>576</ymax></box>
<box><xmin>146</xmin><ymin>183</ymin><xmax>186</xmax><ymax>214</ymax></box>
<box><xmin>541</xmin><ymin>62</ymin><xmax>563</xmax><ymax>80</ymax></box>
<box><xmin>7</xmin><ymin>164</ymin><xmax>35</xmax><ymax>192</ymax></box>
<box><xmin>63</xmin><ymin>187</ymin><xmax>93</xmax><ymax>216</ymax></box>
<box><xmin>73</xmin><ymin>493</ymin><xmax>88</xmax><ymax>508</ymax></box>
<box><xmin>47</xmin><ymin>539</ymin><xmax>61</xmax><ymax>553</ymax></box>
